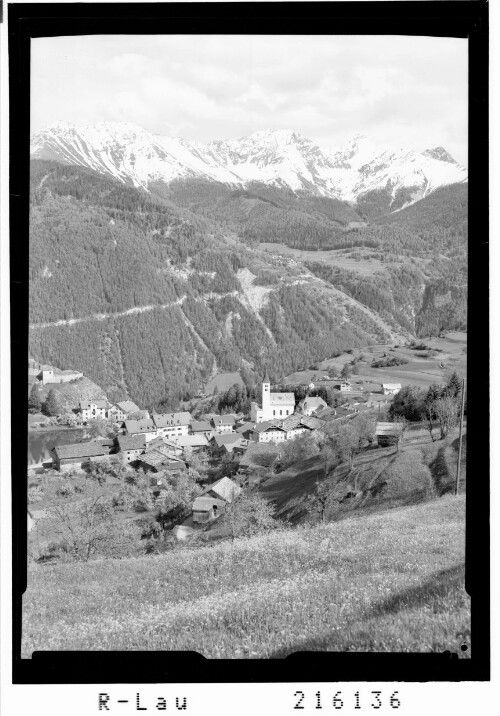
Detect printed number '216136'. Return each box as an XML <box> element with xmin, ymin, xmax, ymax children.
<box><xmin>293</xmin><ymin>691</ymin><xmax>401</xmax><ymax>710</ymax></box>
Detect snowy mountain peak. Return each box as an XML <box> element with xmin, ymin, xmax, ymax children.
<box><xmin>422</xmin><ymin>146</ymin><xmax>458</xmax><ymax>164</ymax></box>
<box><xmin>30</xmin><ymin>121</ymin><xmax>467</xmax><ymax>206</ymax></box>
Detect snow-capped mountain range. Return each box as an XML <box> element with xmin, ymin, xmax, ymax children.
<box><xmin>31</xmin><ymin>121</ymin><xmax>467</xmax><ymax>206</ymax></box>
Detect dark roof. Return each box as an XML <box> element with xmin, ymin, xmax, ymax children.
<box><xmin>124</xmin><ymin>419</ymin><xmax>157</xmax><ymax>434</ymax></box>
<box><xmin>117</xmin><ymin>435</ymin><xmax>147</xmax><ymax>452</ymax></box>
<box><xmin>203</xmin><ymin>476</ymin><xmax>242</xmax><ymax>502</ymax></box>
<box><xmin>193</xmin><ymin>496</ymin><xmax>226</xmax><ymax>512</ymax></box>
<box><xmin>375</xmin><ymin>422</ymin><xmax>403</xmax><ymax>436</ymax></box>
<box><xmin>153</xmin><ymin>412</ymin><xmax>191</xmax><ymax>428</ymax></box>
<box><xmin>253</xmin><ymin>420</ymin><xmax>286</xmax><ymax>434</ymax></box>
<box><xmin>213</xmin><ymin>433</ymin><xmax>243</xmax><ymax>448</ymax></box>
<box><xmin>269</xmin><ymin>393</ymin><xmax>295</xmax><ymax>405</ymax></box>
<box><xmin>138</xmin><ymin>450</ymin><xmax>185</xmax><ymax>469</ymax></box>
<box><xmin>80</xmin><ymin>400</ymin><xmax>108</xmax><ymax>410</ymax></box>
<box><xmin>235</xmin><ymin>421</ymin><xmax>255</xmax><ymax>433</ymax></box>
<box><xmin>116</xmin><ymin>400</ymin><xmax>140</xmax><ymax>413</ymax></box>
<box><xmin>212</xmin><ymin>415</ymin><xmax>236</xmax><ymax>426</ymax></box>
<box><xmin>52</xmin><ymin>442</ymin><xmax>110</xmax><ymax>459</ymax></box>
<box><xmin>190</xmin><ymin>420</ymin><xmax>212</xmax><ymax>432</ymax></box>
<box><xmin>300</xmin><ymin>396</ymin><xmax>328</xmax><ymax>410</ymax></box>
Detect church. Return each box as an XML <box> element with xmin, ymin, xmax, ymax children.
<box><xmin>250</xmin><ymin>371</ymin><xmax>296</xmax><ymax>423</ymax></box>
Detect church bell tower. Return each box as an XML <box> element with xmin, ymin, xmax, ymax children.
<box><xmin>262</xmin><ymin>370</ymin><xmax>271</xmax><ymax>412</ymax></box>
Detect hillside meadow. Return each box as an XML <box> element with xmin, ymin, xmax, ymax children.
<box><xmin>23</xmin><ymin>495</ymin><xmax>468</xmax><ymax>658</ymax></box>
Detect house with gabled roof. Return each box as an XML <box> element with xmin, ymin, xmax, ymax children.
<box><xmin>250</xmin><ymin>372</ymin><xmax>295</xmax><ymax>423</ymax></box>
<box><xmin>171</xmin><ymin>434</ymin><xmax>209</xmax><ymax>450</ymax></box>
<box><xmin>211</xmin><ymin>433</ymin><xmax>248</xmax><ymax>454</ymax></box>
<box><xmin>116</xmin><ymin>434</ymin><xmax>147</xmax><ymax>462</ymax></box>
<box><xmin>79</xmin><ymin>400</ymin><xmax>109</xmax><ymax>422</ymax></box>
<box><xmin>382</xmin><ymin>383</ymin><xmax>402</xmax><ymax>396</ymax></box>
<box><xmin>203</xmin><ymin>476</ymin><xmax>242</xmax><ymax>503</ymax></box>
<box><xmin>152</xmin><ymin>412</ymin><xmax>191</xmax><ymax>439</ymax></box>
<box><xmin>298</xmin><ymin>395</ymin><xmax>328</xmax><ymax>416</ymax></box>
<box><xmin>190</xmin><ymin>420</ymin><xmax>213</xmax><ymax>439</ymax></box>
<box><xmin>211</xmin><ymin>415</ymin><xmax>236</xmax><ymax>433</ymax></box>
<box><xmin>124</xmin><ymin>418</ymin><xmax>158</xmax><ymax>442</ymax></box>
<box><xmin>137</xmin><ymin>449</ymin><xmax>186</xmax><ymax>473</ymax></box>
<box><xmin>51</xmin><ymin>441</ymin><xmax>110</xmax><ymax>470</ymax></box>
<box><xmin>108</xmin><ymin>400</ymin><xmax>141</xmax><ymax>422</ymax></box>
<box><xmin>192</xmin><ymin>496</ymin><xmax>226</xmax><ymax>524</ymax></box>
<box><xmin>250</xmin><ymin>419</ymin><xmax>287</xmax><ymax>443</ymax></box>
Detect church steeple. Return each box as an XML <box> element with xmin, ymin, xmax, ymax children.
<box><xmin>262</xmin><ymin>369</ymin><xmax>271</xmax><ymax>408</ymax></box>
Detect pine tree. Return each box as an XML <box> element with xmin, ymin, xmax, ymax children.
<box><xmin>43</xmin><ymin>388</ymin><xmax>60</xmax><ymax>417</ymax></box>
<box><xmin>28</xmin><ymin>383</ymin><xmax>42</xmax><ymax>414</ymax></box>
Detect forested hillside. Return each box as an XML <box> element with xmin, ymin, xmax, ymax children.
<box><xmin>29</xmin><ymin>161</ymin><xmax>390</xmax><ymax>409</ymax></box>
<box><xmin>29</xmin><ymin>161</ymin><xmax>467</xmax><ymax>407</ymax></box>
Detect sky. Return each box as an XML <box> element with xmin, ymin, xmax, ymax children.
<box><xmin>31</xmin><ymin>34</ymin><xmax>468</xmax><ymax>164</ymax></box>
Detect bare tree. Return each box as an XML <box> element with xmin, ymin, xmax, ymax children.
<box><xmin>434</xmin><ymin>396</ymin><xmax>460</xmax><ymax>440</ymax></box>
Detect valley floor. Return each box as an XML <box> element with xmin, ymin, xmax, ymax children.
<box><xmin>22</xmin><ymin>495</ymin><xmax>468</xmax><ymax>658</ymax></box>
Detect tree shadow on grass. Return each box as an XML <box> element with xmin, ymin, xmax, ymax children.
<box><xmin>268</xmin><ymin>563</ymin><xmax>466</xmax><ymax>658</ymax></box>
<box><xmin>429</xmin><ymin>445</ymin><xmax>453</xmax><ymax>495</ymax></box>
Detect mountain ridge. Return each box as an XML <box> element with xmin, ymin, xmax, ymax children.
<box><xmin>31</xmin><ymin>122</ymin><xmax>467</xmax><ymax>208</ymax></box>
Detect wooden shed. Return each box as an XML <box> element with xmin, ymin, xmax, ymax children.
<box><xmin>375</xmin><ymin>422</ymin><xmax>403</xmax><ymax>447</ymax></box>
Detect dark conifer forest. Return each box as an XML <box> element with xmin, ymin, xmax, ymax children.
<box><xmin>29</xmin><ymin>160</ymin><xmax>467</xmax><ymax>408</ymax></box>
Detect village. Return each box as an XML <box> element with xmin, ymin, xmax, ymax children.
<box><xmin>28</xmin><ymin>363</ymin><xmax>406</xmax><ymax>537</ymax></box>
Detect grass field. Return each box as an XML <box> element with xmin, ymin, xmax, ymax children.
<box><xmin>260</xmin><ymin>243</ymin><xmax>397</xmax><ymax>276</ymax></box>
<box><xmin>284</xmin><ymin>333</ymin><xmax>466</xmax><ymax>391</ymax></box>
<box><xmin>22</xmin><ymin>494</ymin><xmax>468</xmax><ymax>658</ymax></box>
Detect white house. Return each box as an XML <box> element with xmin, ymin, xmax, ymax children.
<box><xmin>250</xmin><ymin>372</ymin><xmax>295</xmax><ymax>423</ymax></box>
<box><xmin>79</xmin><ymin>400</ymin><xmax>109</xmax><ymax>421</ymax></box>
<box><xmin>298</xmin><ymin>396</ymin><xmax>328</xmax><ymax>416</ymax></box>
<box><xmin>124</xmin><ymin>418</ymin><xmax>158</xmax><ymax>442</ymax></box>
<box><xmin>108</xmin><ymin>400</ymin><xmax>141</xmax><ymax>422</ymax></box>
<box><xmin>338</xmin><ymin>381</ymin><xmax>352</xmax><ymax>392</ymax></box>
<box><xmin>211</xmin><ymin>415</ymin><xmax>235</xmax><ymax>433</ymax></box>
<box><xmin>382</xmin><ymin>383</ymin><xmax>402</xmax><ymax>396</ymax></box>
<box><xmin>251</xmin><ymin>420</ymin><xmax>287</xmax><ymax>443</ymax></box>
<box><xmin>153</xmin><ymin>412</ymin><xmax>191</xmax><ymax>439</ymax></box>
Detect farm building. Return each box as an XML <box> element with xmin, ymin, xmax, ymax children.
<box><xmin>281</xmin><ymin>414</ymin><xmax>323</xmax><ymax>440</ymax></box>
<box><xmin>172</xmin><ymin>434</ymin><xmax>209</xmax><ymax>450</ymax></box>
<box><xmin>137</xmin><ymin>449</ymin><xmax>186</xmax><ymax>473</ymax></box>
<box><xmin>375</xmin><ymin>422</ymin><xmax>404</xmax><ymax>447</ymax></box>
<box><xmin>192</xmin><ymin>496</ymin><xmax>226</xmax><ymax>524</ymax></box>
<box><xmin>211</xmin><ymin>433</ymin><xmax>248</xmax><ymax>454</ymax></box>
<box><xmin>116</xmin><ymin>434</ymin><xmax>147</xmax><ymax>462</ymax></box>
<box><xmin>51</xmin><ymin>442</ymin><xmax>110</xmax><ymax>470</ymax></box>
<box><xmin>382</xmin><ymin>383</ymin><xmax>402</xmax><ymax>396</ymax></box>
<box><xmin>203</xmin><ymin>476</ymin><xmax>242</xmax><ymax>503</ymax></box>
<box><xmin>298</xmin><ymin>396</ymin><xmax>328</xmax><ymax>416</ymax></box>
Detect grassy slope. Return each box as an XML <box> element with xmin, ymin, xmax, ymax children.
<box><xmin>22</xmin><ymin>495</ymin><xmax>468</xmax><ymax>658</ymax></box>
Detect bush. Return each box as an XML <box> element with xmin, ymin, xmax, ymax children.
<box><xmin>28</xmin><ymin>485</ymin><xmax>44</xmax><ymax>503</ymax></box>
<box><xmin>372</xmin><ymin>356</ymin><xmax>409</xmax><ymax>368</ymax></box>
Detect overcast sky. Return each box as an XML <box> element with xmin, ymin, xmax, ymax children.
<box><xmin>31</xmin><ymin>35</ymin><xmax>468</xmax><ymax>164</ymax></box>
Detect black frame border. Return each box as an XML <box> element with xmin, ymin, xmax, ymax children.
<box><xmin>9</xmin><ymin>1</ymin><xmax>489</xmax><ymax>685</ymax></box>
